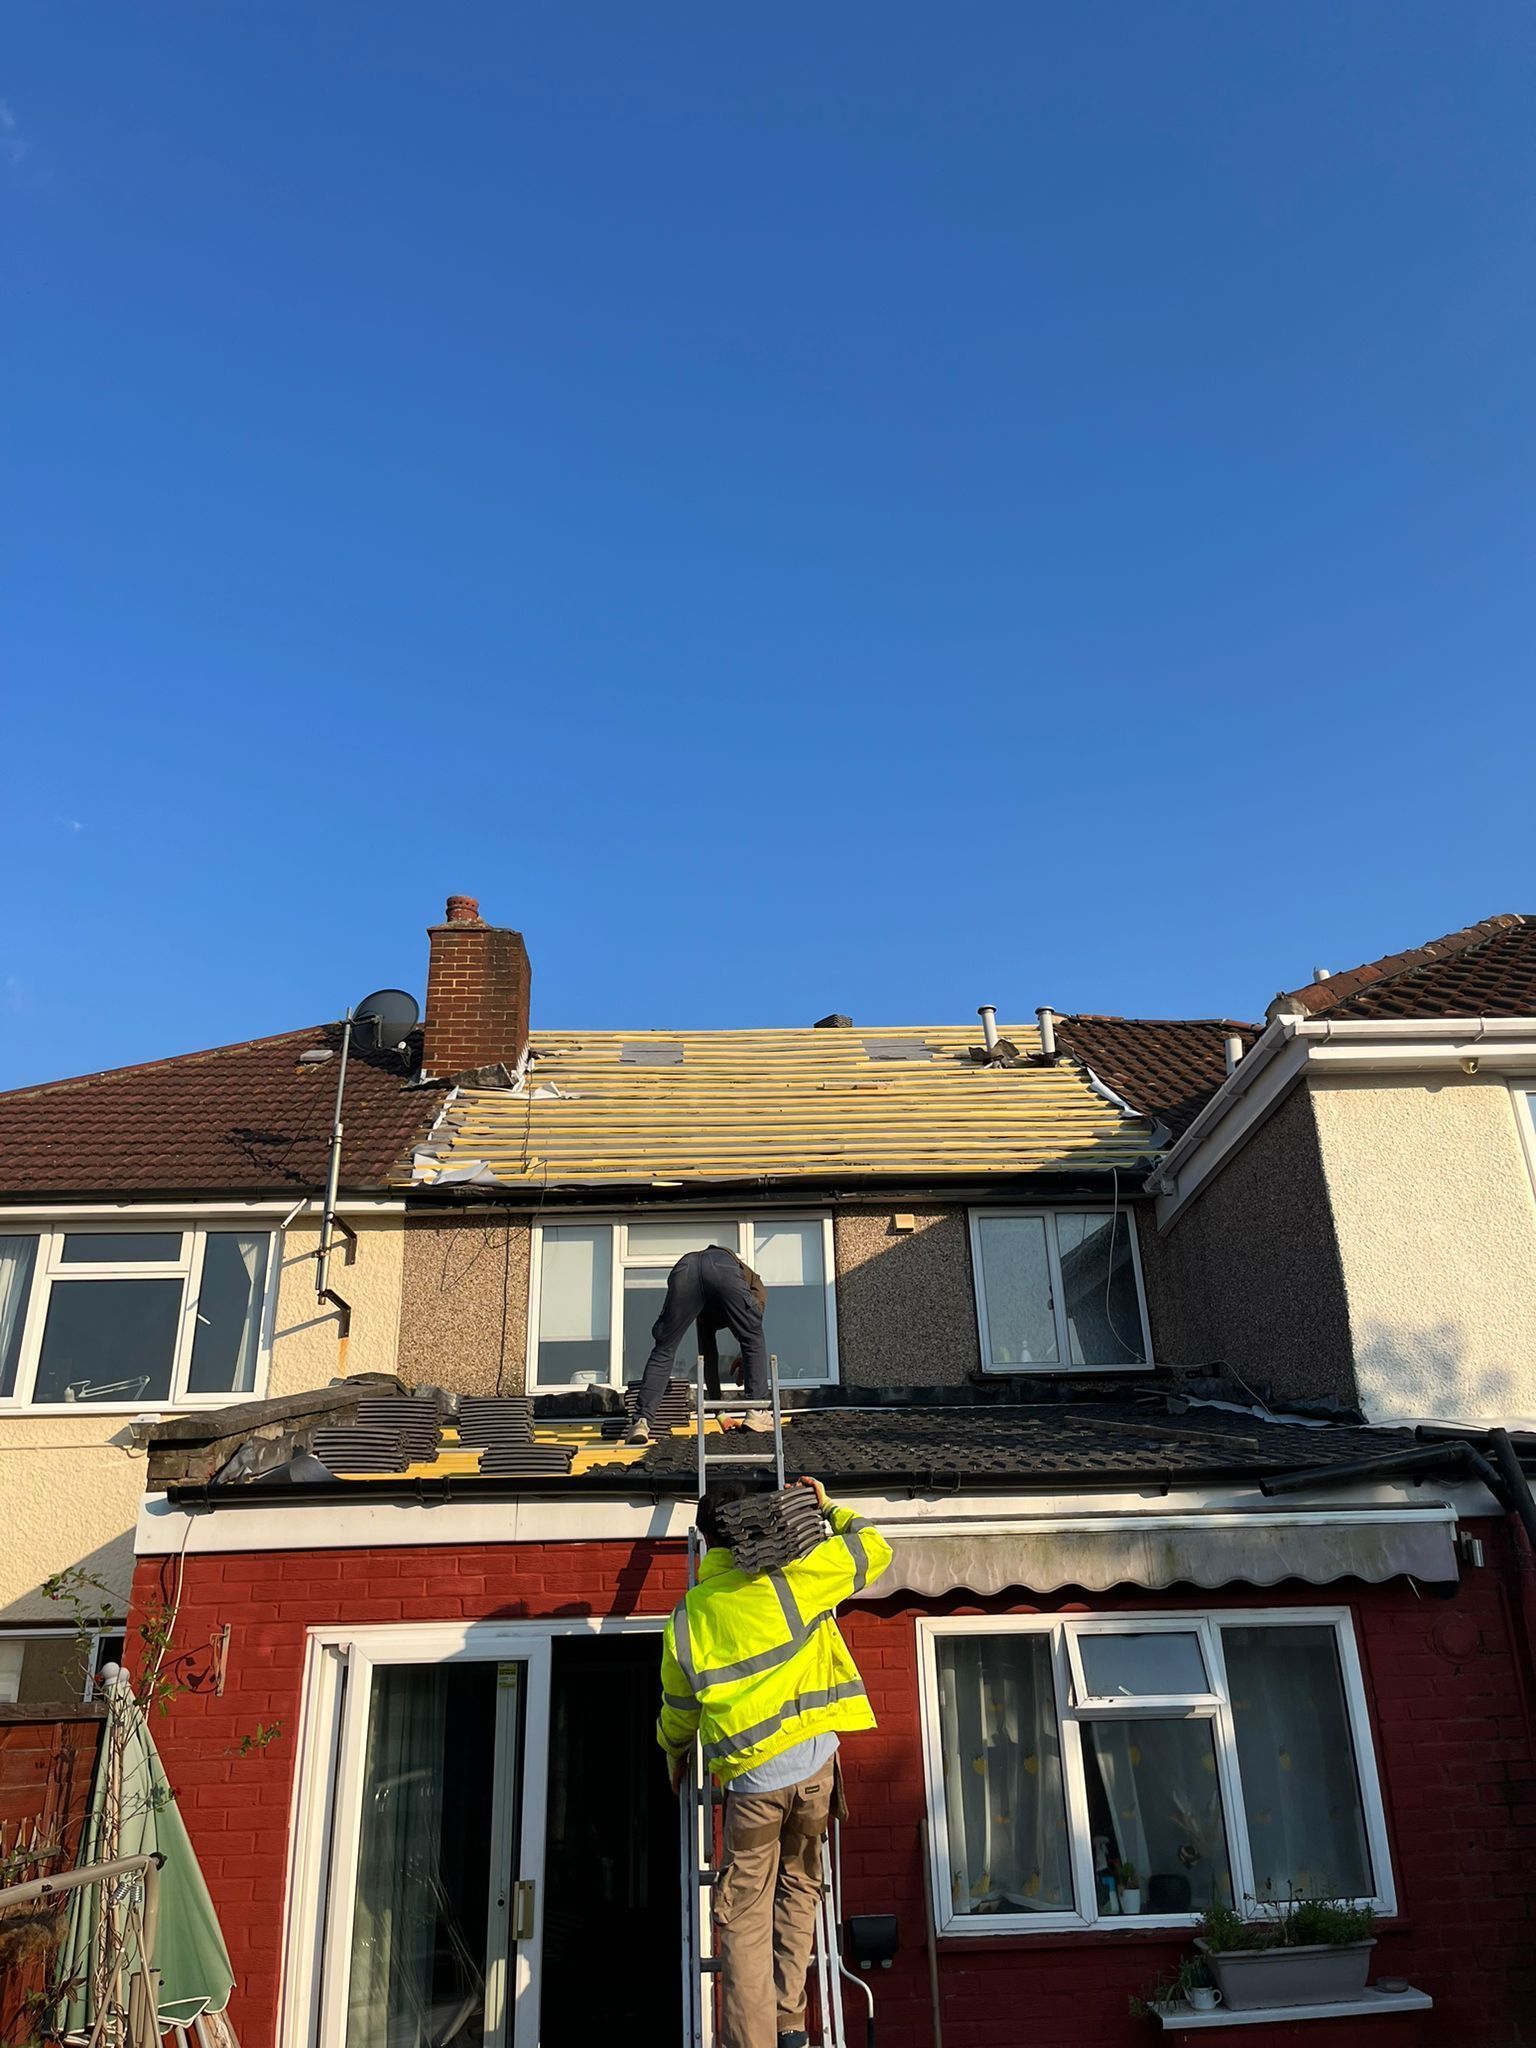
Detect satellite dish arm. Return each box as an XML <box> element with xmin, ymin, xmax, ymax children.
<box><xmin>316</xmin><ymin>1013</ymin><xmax>355</xmax><ymax>1339</ymax></box>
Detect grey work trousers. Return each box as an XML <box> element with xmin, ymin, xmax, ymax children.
<box><xmin>632</xmin><ymin>1246</ymin><xmax>768</xmax><ymax>1423</ymax></box>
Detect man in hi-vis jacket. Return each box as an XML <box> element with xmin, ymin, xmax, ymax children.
<box><xmin>658</xmin><ymin>1476</ymin><xmax>892</xmax><ymax>2048</ymax></box>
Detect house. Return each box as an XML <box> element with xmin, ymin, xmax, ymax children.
<box><xmin>1141</xmin><ymin>914</ymin><xmax>1536</xmax><ymax>1430</ymax></box>
<box><xmin>8</xmin><ymin>896</ymin><xmax>1536</xmax><ymax>2044</ymax></box>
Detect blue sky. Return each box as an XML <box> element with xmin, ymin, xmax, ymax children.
<box><xmin>4</xmin><ymin>5</ymin><xmax>1534</xmax><ymax>1087</ymax></box>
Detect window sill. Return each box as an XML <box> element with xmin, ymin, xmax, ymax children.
<box><xmin>936</xmin><ymin>1919</ymin><xmax>1410</xmax><ymax>1956</ymax></box>
<box><xmin>1154</xmin><ymin>1987</ymin><xmax>1431</xmax><ymax>2029</ymax></box>
<box><xmin>0</xmin><ymin>1398</ymin><xmax>265</xmax><ymax>1417</ymax></box>
<box><xmin>977</xmin><ymin>1362</ymin><xmax>1157</xmax><ymax>1377</ymax></box>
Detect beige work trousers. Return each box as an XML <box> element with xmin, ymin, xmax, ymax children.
<box><xmin>715</xmin><ymin>1758</ymin><xmax>835</xmax><ymax>2048</ymax></box>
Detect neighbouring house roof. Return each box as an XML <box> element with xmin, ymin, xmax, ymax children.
<box><xmin>1053</xmin><ymin>1016</ymin><xmax>1261</xmax><ymax>1141</ymax></box>
<box><xmin>1270</xmin><ymin>913</ymin><xmax>1536</xmax><ymax>1023</ymax></box>
<box><xmin>0</xmin><ymin>1025</ymin><xmax>444</xmax><ymax>1198</ymax></box>
<box><xmin>407</xmin><ymin>1025</ymin><xmax>1160</xmax><ymax>1190</ymax></box>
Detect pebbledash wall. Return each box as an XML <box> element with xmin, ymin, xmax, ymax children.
<box><xmin>130</xmin><ymin>1521</ymin><xmax>1536</xmax><ymax>2048</ymax></box>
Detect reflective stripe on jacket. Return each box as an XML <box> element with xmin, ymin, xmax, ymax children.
<box><xmin>657</xmin><ymin>1503</ymin><xmax>893</xmax><ymax>1784</ymax></box>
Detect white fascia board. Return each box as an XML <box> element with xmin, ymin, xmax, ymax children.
<box><xmin>1150</xmin><ymin>1014</ymin><xmax>1536</xmax><ymax>1225</ymax></box>
<box><xmin>134</xmin><ymin>1477</ymin><xmax>1463</xmax><ymax>1558</ymax></box>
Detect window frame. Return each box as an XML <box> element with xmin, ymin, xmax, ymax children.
<box><xmin>0</xmin><ymin>1625</ymin><xmax>127</xmax><ymax>1705</ymax></box>
<box><xmin>0</xmin><ymin>1220</ymin><xmax>279</xmax><ymax>1413</ymax></box>
<box><xmin>969</xmin><ymin>1206</ymin><xmax>1153</xmax><ymax>1374</ymax></box>
<box><xmin>917</xmin><ymin>1608</ymin><xmax>1395</xmax><ymax>1938</ymax></box>
<box><xmin>525</xmin><ymin>1213</ymin><xmax>840</xmax><ymax>1392</ymax></box>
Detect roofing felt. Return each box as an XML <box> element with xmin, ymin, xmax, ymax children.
<box><xmin>0</xmin><ymin>1024</ymin><xmax>444</xmax><ymax>1197</ymax></box>
<box><xmin>1053</xmin><ymin>1016</ymin><xmax>1261</xmax><ymax>1141</ymax></box>
<box><xmin>1271</xmin><ymin>914</ymin><xmax>1536</xmax><ymax>1023</ymax></box>
<box><xmin>409</xmin><ymin>1025</ymin><xmax>1159</xmax><ymax>1189</ymax></box>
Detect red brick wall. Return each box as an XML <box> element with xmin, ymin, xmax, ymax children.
<box><xmin>129</xmin><ymin>1517</ymin><xmax>1536</xmax><ymax>2048</ymax></box>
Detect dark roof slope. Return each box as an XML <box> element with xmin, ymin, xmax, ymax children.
<box><xmin>0</xmin><ymin>1024</ymin><xmax>444</xmax><ymax>1197</ymax></box>
<box><xmin>1271</xmin><ymin>915</ymin><xmax>1536</xmax><ymax>1022</ymax></box>
<box><xmin>1054</xmin><ymin>1016</ymin><xmax>1260</xmax><ymax>1140</ymax></box>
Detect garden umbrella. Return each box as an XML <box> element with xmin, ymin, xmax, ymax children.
<box><xmin>60</xmin><ymin>1672</ymin><xmax>238</xmax><ymax>2043</ymax></box>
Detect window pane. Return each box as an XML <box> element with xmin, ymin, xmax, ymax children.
<box><xmin>0</xmin><ymin>1634</ymin><xmax>97</xmax><ymax>1705</ymax></box>
<box><xmin>624</xmin><ymin>1221</ymin><xmax>737</xmax><ymax>1262</ymax></box>
<box><xmin>1081</xmin><ymin>1718</ymin><xmax>1232</xmax><ymax>1916</ymax></box>
<box><xmin>976</xmin><ymin>1216</ymin><xmax>1057</xmax><ymax>1365</ymax></box>
<box><xmin>187</xmin><ymin>1232</ymin><xmax>270</xmax><ymax>1395</ymax></box>
<box><xmin>347</xmin><ymin>1662</ymin><xmax>503</xmax><ymax>2046</ymax></box>
<box><xmin>60</xmin><ymin>1232</ymin><xmax>183</xmax><ymax>1264</ymax></box>
<box><xmin>33</xmin><ymin>1279</ymin><xmax>181</xmax><ymax>1403</ymax></box>
<box><xmin>0</xmin><ymin>1235</ymin><xmax>39</xmax><ymax>1399</ymax></box>
<box><xmin>1222</xmin><ymin>1625</ymin><xmax>1373</xmax><ymax>1901</ymax></box>
<box><xmin>936</xmin><ymin>1635</ymin><xmax>1073</xmax><ymax>1916</ymax></box>
<box><xmin>1056</xmin><ymin>1213</ymin><xmax>1146</xmax><ymax>1365</ymax></box>
<box><xmin>753</xmin><ymin>1222</ymin><xmax>828</xmax><ymax>1384</ymax></box>
<box><xmin>1079</xmin><ymin>1632</ymin><xmax>1208</xmax><ymax>1699</ymax></box>
<box><xmin>535</xmin><ymin>1226</ymin><xmax>612</xmax><ymax>1387</ymax></box>
<box><xmin>622</xmin><ymin>1268</ymin><xmax>707</xmax><ymax>1385</ymax></box>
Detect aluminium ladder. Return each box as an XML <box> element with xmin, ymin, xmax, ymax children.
<box><xmin>679</xmin><ymin>1358</ymin><xmax>871</xmax><ymax>2048</ymax></box>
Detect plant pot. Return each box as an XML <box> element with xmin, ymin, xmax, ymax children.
<box><xmin>1119</xmin><ymin>1889</ymin><xmax>1142</xmax><ymax>1915</ymax></box>
<box><xmin>1195</xmin><ymin>1938</ymin><xmax>1375</xmax><ymax>2011</ymax></box>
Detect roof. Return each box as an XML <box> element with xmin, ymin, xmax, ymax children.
<box><xmin>1053</xmin><ymin>1016</ymin><xmax>1261</xmax><ymax>1140</ymax></box>
<box><xmin>1271</xmin><ymin>914</ymin><xmax>1536</xmax><ymax>1023</ymax></box>
<box><xmin>158</xmin><ymin>1379</ymin><xmax>1422</xmax><ymax>1498</ymax></box>
<box><xmin>408</xmin><ymin>1024</ymin><xmax>1160</xmax><ymax>1190</ymax></box>
<box><xmin>0</xmin><ymin>1024</ymin><xmax>444</xmax><ymax>1197</ymax></box>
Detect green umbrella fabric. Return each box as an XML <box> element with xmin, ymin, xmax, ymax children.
<box><xmin>62</xmin><ymin>1674</ymin><xmax>237</xmax><ymax>2032</ymax></box>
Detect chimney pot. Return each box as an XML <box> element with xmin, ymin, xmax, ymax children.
<box><xmin>446</xmin><ymin>894</ymin><xmax>481</xmax><ymax>925</ymax></box>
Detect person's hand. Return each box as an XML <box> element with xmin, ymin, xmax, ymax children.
<box><xmin>798</xmin><ymin>1475</ymin><xmax>828</xmax><ymax>1511</ymax></box>
<box><xmin>670</xmin><ymin>1753</ymin><xmax>688</xmax><ymax>1798</ymax></box>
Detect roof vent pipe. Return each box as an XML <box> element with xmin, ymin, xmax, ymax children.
<box><xmin>1036</xmin><ymin>1006</ymin><xmax>1058</xmax><ymax>1062</ymax></box>
<box><xmin>1312</xmin><ymin>966</ymin><xmax>1332</xmax><ymax>983</ymax></box>
<box><xmin>1224</xmin><ymin>1033</ymin><xmax>1244</xmax><ymax>1075</ymax></box>
<box><xmin>977</xmin><ymin>1005</ymin><xmax>999</xmax><ymax>1053</ymax></box>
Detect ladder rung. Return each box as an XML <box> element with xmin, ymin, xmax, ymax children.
<box><xmin>703</xmin><ymin>1451</ymin><xmax>778</xmax><ymax>1464</ymax></box>
<box><xmin>697</xmin><ymin>1866</ymin><xmax>720</xmax><ymax>1885</ymax></box>
<box><xmin>700</xmin><ymin>1398</ymin><xmax>774</xmax><ymax>1411</ymax></box>
<box><xmin>700</xmin><ymin>1958</ymin><xmax>725</xmax><ymax>1975</ymax></box>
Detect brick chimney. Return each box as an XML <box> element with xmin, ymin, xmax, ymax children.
<box><xmin>421</xmin><ymin>894</ymin><xmax>532</xmax><ymax>1080</ymax></box>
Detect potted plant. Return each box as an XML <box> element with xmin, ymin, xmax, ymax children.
<box><xmin>1195</xmin><ymin>1896</ymin><xmax>1376</xmax><ymax>2011</ymax></box>
<box><xmin>1129</xmin><ymin>1955</ymin><xmax>1217</xmax><ymax>2021</ymax></box>
<box><xmin>1117</xmin><ymin>1862</ymin><xmax>1143</xmax><ymax>1915</ymax></box>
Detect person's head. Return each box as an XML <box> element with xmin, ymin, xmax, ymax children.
<box><xmin>696</xmin><ymin>1476</ymin><xmax>771</xmax><ymax>1549</ymax></box>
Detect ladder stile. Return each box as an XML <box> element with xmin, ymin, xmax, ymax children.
<box><xmin>681</xmin><ymin>1351</ymin><xmax>851</xmax><ymax>2048</ymax></box>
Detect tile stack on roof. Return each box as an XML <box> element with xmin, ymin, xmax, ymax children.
<box><xmin>1053</xmin><ymin>1016</ymin><xmax>1261</xmax><ymax>1140</ymax></box>
<box><xmin>0</xmin><ymin>1024</ymin><xmax>442</xmax><ymax>1197</ymax></box>
<box><xmin>1270</xmin><ymin>914</ymin><xmax>1536</xmax><ymax>1023</ymax></box>
<box><xmin>410</xmin><ymin>1024</ymin><xmax>1159</xmax><ymax>1189</ymax></box>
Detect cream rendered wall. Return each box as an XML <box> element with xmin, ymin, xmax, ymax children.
<box><xmin>0</xmin><ymin>1215</ymin><xmax>404</xmax><ymax>1623</ymax></box>
<box><xmin>1311</xmin><ymin>1074</ymin><xmax>1536</xmax><ymax>1428</ymax></box>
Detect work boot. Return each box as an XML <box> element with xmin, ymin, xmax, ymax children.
<box><xmin>622</xmin><ymin>1416</ymin><xmax>651</xmax><ymax>1446</ymax></box>
<box><xmin>778</xmin><ymin>2033</ymin><xmax>809</xmax><ymax>2048</ymax></box>
<box><xmin>742</xmin><ymin>1409</ymin><xmax>775</xmax><ymax>1433</ymax></box>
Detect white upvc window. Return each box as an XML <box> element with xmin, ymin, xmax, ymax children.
<box><xmin>970</xmin><ymin>1208</ymin><xmax>1151</xmax><ymax>1371</ymax></box>
<box><xmin>0</xmin><ymin>1223</ymin><xmax>277</xmax><ymax>1410</ymax></box>
<box><xmin>918</xmin><ymin>1610</ymin><xmax>1394</xmax><ymax>1936</ymax></box>
<box><xmin>0</xmin><ymin>1625</ymin><xmax>127</xmax><ymax>1705</ymax></box>
<box><xmin>528</xmin><ymin>1215</ymin><xmax>838</xmax><ymax>1391</ymax></box>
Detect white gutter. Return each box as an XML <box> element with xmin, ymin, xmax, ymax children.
<box><xmin>1148</xmin><ymin>1014</ymin><xmax>1536</xmax><ymax>1223</ymax></box>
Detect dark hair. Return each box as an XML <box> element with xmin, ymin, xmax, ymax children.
<box><xmin>696</xmin><ymin>1477</ymin><xmax>770</xmax><ymax>1547</ymax></box>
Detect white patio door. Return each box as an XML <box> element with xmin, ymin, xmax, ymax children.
<box><xmin>314</xmin><ymin>1632</ymin><xmax>552</xmax><ymax>2048</ymax></box>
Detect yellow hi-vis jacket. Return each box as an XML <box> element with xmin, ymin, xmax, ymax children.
<box><xmin>658</xmin><ymin>1503</ymin><xmax>893</xmax><ymax>1784</ymax></box>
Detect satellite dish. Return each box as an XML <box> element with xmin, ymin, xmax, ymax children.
<box><xmin>352</xmin><ymin>988</ymin><xmax>420</xmax><ymax>1052</ymax></box>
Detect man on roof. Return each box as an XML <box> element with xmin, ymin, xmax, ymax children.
<box><xmin>658</xmin><ymin>1475</ymin><xmax>892</xmax><ymax>2048</ymax></box>
<box><xmin>624</xmin><ymin>1243</ymin><xmax>772</xmax><ymax>1445</ymax></box>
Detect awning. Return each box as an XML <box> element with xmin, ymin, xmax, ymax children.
<box><xmin>860</xmin><ymin>1512</ymin><xmax>1458</xmax><ymax>1597</ymax></box>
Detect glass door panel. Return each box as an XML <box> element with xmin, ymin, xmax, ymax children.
<box><xmin>334</xmin><ymin>1656</ymin><xmax>542</xmax><ymax>2048</ymax></box>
